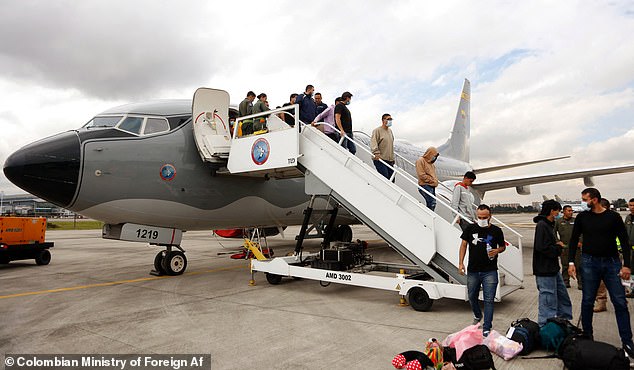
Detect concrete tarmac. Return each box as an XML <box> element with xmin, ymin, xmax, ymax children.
<box><xmin>0</xmin><ymin>214</ymin><xmax>630</xmax><ymax>369</ymax></box>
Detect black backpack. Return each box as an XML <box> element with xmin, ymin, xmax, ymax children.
<box><xmin>558</xmin><ymin>335</ymin><xmax>630</xmax><ymax>370</ymax></box>
<box><xmin>509</xmin><ymin>318</ymin><xmax>540</xmax><ymax>352</ymax></box>
<box><xmin>457</xmin><ymin>345</ymin><xmax>496</xmax><ymax>370</ymax></box>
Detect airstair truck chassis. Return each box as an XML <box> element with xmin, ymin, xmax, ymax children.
<box><xmin>251</xmin><ymin>256</ymin><xmax>468</xmax><ymax>312</ymax></box>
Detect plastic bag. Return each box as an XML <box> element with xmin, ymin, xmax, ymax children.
<box><xmin>442</xmin><ymin>324</ymin><xmax>483</xmax><ymax>360</ymax></box>
<box><xmin>483</xmin><ymin>329</ymin><xmax>523</xmax><ymax>361</ymax></box>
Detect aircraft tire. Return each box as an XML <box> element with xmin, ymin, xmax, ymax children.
<box><xmin>335</xmin><ymin>225</ymin><xmax>353</xmax><ymax>243</ymax></box>
<box><xmin>35</xmin><ymin>249</ymin><xmax>51</xmax><ymax>265</ymax></box>
<box><xmin>154</xmin><ymin>251</ymin><xmax>167</xmax><ymax>275</ymax></box>
<box><xmin>161</xmin><ymin>251</ymin><xmax>187</xmax><ymax>276</ymax></box>
<box><xmin>265</xmin><ymin>272</ymin><xmax>283</xmax><ymax>285</ymax></box>
<box><xmin>408</xmin><ymin>287</ymin><xmax>433</xmax><ymax>312</ymax></box>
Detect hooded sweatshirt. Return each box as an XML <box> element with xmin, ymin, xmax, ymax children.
<box><xmin>532</xmin><ymin>215</ymin><xmax>561</xmax><ymax>276</ymax></box>
<box><xmin>415</xmin><ymin>147</ymin><xmax>439</xmax><ymax>187</ymax></box>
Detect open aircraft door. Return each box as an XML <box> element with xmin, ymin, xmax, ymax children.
<box><xmin>192</xmin><ymin>88</ymin><xmax>232</xmax><ymax>163</ymax></box>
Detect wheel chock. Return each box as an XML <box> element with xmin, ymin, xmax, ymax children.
<box><xmin>399</xmin><ymin>295</ymin><xmax>408</xmax><ymax>307</ymax></box>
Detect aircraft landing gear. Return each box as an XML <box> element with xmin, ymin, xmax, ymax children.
<box><xmin>151</xmin><ymin>245</ymin><xmax>187</xmax><ymax>276</ymax></box>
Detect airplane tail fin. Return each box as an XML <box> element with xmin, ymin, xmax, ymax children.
<box><xmin>437</xmin><ymin>79</ymin><xmax>470</xmax><ymax>163</ymax></box>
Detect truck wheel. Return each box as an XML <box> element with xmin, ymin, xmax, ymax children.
<box><xmin>161</xmin><ymin>251</ymin><xmax>187</xmax><ymax>275</ymax></box>
<box><xmin>153</xmin><ymin>251</ymin><xmax>167</xmax><ymax>275</ymax></box>
<box><xmin>265</xmin><ymin>273</ymin><xmax>283</xmax><ymax>285</ymax></box>
<box><xmin>35</xmin><ymin>249</ymin><xmax>51</xmax><ymax>265</ymax></box>
<box><xmin>408</xmin><ymin>287</ymin><xmax>433</xmax><ymax>312</ymax></box>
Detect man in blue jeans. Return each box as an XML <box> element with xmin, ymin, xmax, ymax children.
<box><xmin>415</xmin><ymin>147</ymin><xmax>439</xmax><ymax>210</ymax></box>
<box><xmin>567</xmin><ymin>187</ymin><xmax>634</xmax><ymax>358</ymax></box>
<box><xmin>458</xmin><ymin>204</ymin><xmax>506</xmax><ymax>336</ymax></box>
<box><xmin>533</xmin><ymin>200</ymin><xmax>573</xmax><ymax>326</ymax></box>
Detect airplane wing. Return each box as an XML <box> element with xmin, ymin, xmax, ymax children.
<box><xmin>473</xmin><ymin>155</ymin><xmax>570</xmax><ymax>174</ymax></box>
<box><xmin>472</xmin><ymin>164</ymin><xmax>634</xmax><ymax>194</ymax></box>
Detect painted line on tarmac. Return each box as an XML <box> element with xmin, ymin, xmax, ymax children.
<box><xmin>0</xmin><ymin>264</ymin><xmax>247</xmax><ymax>300</ymax></box>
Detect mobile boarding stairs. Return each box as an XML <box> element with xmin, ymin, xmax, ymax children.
<box><xmin>192</xmin><ymin>88</ymin><xmax>524</xmax><ymax>311</ymax></box>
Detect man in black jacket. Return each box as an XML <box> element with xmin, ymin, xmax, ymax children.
<box><xmin>533</xmin><ymin>200</ymin><xmax>572</xmax><ymax>327</ymax></box>
<box><xmin>568</xmin><ymin>187</ymin><xmax>633</xmax><ymax>358</ymax></box>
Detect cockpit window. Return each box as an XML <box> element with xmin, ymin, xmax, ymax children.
<box><xmin>144</xmin><ymin>118</ymin><xmax>169</xmax><ymax>135</ymax></box>
<box><xmin>84</xmin><ymin>116</ymin><xmax>123</xmax><ymax>128</ymax></box>
<box><xmin>117</xmin><ymin>117</ymin><xmax>144</xmax><ymax>134</ymax></box>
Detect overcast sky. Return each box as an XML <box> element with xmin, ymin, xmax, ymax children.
<box><xmin>1</xmin><ymin>1</ymin><xmax>633</xmax><ymax>204</ymax></box>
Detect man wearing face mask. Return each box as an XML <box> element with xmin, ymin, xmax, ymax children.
<box><xmin>533</xmin><ymin>200</ymin><xmax>573</xmax><ymax>327</ymax></box>
<box><xmin>370</xmin><ymin>113</ymin><xmax>395</xmax><ymax>180</ymax></box>
<box><xmin>567</xmin><ymin>188</ymin><xmax>633</xmax><ymax>358</ymax></box>
<box><xmin>295</xmin><ymin>85</ymin><xmax>317</xmax><ymax>124</ymax></box>
<box><xmin>335</xmin><ymin>91</ymin><xmax>355</xmax><ymax>154</ymax></box>
<box><xmin>415</xmin><ymin>147</ymin><xmax>439</xmax><ymax>210</ymax></box>
<box><xmin>458</xmin><ymin>204</ymin><xmax>505</xmax><ymax>336</ymax></box>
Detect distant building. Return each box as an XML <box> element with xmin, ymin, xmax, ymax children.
<box><xmin>0</xmin><ymin>193</ymin><xmax>70</xmax><ymax>217</ymax></box>
<box><xmin>496</xmin><ymin>203</ymin><xmax>521</xmax><ymax>209</ymax></box>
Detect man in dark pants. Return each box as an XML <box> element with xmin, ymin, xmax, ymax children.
<box><xmin>568</xmin><ymin>187</ymin><xmax>633</xmax><ymax>358</ymax></box>
<box><xmin>626</xmin><ymin>198</ymin><xmax>634</xmax><ymax>298</ymax></box>
<box><xmin>335</xmin><ymin>91</ymin><xmax>355</xmax><ymax>154</ymax></box>
<box><xmin>555</xmin><ymin>205</ymin><xmax>583</xmax><ymax>289</ymax></box>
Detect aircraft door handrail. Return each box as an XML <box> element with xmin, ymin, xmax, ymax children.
<box><xmin>233</xmin><ymin>104</ymin><xmax>300</xmax><ymax>138</ymax></box>
<box><xmin>310</xmin><ymin>121</ymin><xmax>472</xmax><ymax>225</ymax></box>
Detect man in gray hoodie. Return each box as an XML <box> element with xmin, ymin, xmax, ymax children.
<box><xmin>451</xmin><ymin>171</ymin><xmax>477</xmax><ymax>232</ymax></box>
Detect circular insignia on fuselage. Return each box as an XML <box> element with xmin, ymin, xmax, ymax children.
<box><xmin>160</xmin><ymin>164</ymin><xmax>176</xmax><ymax>181</ymax></box>
<box><xmin>251</xmin><ymin>138</ymin><xmax>270</xmax><ymax>165</ymax></box>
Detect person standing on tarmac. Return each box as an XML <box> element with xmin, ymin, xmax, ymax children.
<box><xmin>416</xmin><ymin>147</ymin><xmax>439</xmax><ymax>211</ymax></box>
<box><xmin>626</xmin><ymin>198</ymin><xmax>634</xmax><ymax>298</ymax></box>
<box><xmin>458</xmin><ymin>204</ymin><xmax>506</xmax><ymax>337</ymax></box>
<box><xmin>370</xmin><ymin>113</ymin><xmax>395</xmax><ymax>180</ymax></box>
<box><xmin>533</xmin><ymin>200</ymin><xmax>573</xmax><ymax>327</ymax></box>
<box><xmin>567</xmin><ymin>188</ymin><xmax>634</xmax><ymax>359</ymax></box>
<box><xmin>555</xmin><ymin>205</ymin><xmax>583</xmax><ymax>290</ymax></box>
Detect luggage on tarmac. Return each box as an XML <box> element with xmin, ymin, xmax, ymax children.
<box><xmin>457</xmin><ymin>344</ymin><xmax>496</xmax><ymax>370</ymax></box>
<box><xmin>506</xmin><ymin>318</ymin><xmax>540</xmax><ymax>355</ymax></box>
<box><xmin>558</xmin><ymin>335</ymin><xmax>630</xmax><ymax>370</ymax></box>
<box><xmin>540</xmin><ymin>317</ymin><xmax>582</xmax><ymax>352</ymax></box>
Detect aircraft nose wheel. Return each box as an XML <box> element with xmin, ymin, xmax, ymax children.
<box><xmin>161</xmin><ymin>251</ymin><xmax>187</xmax><ymax>275</ymax></box>
<box><xmin>153</xmin><ymin>251</ymin><xmax>167</xmax><ymax>275</ymax></box>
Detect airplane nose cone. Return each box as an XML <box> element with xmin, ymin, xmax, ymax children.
<box><xmin>3</xmin><ymin>131</ymin><xmax>81</xmax><ymax>208</ymax></box>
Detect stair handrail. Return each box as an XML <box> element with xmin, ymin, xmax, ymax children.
<box><xmin>353</xmin><ymin>129</ymin><xmax>523</xmax><ymax>246</ymax></box>
<box><xmin>308</xmin><ymin>121</ymin><xmax>472</xmax><ymax>225</ymax></box>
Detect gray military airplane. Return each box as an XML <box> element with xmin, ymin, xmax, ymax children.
<box><xmin>4</xmin><ymin>79</ymin><xmax>633</xmax><ymax>275</ymax></box>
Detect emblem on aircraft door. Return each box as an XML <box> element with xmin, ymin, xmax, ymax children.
<box><xmin>160</xmin><ymin>164</ymin><xmax>176</xmax><ymax>181</ymax></box>
<box><xmin>251</xmin><ymin>138</ymin><xmax>270</xmax><ymax>165</ymax></box>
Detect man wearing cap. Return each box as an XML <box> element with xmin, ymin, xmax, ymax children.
<box><xmin>335</xmin><ymin>91</ymin><xmax>355</xmax><ymax>154</ymax></box>
<box><xmin>370</xmin><ymin>113</ymin><xmax>395</xmax><ymax>180</ymax></box>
